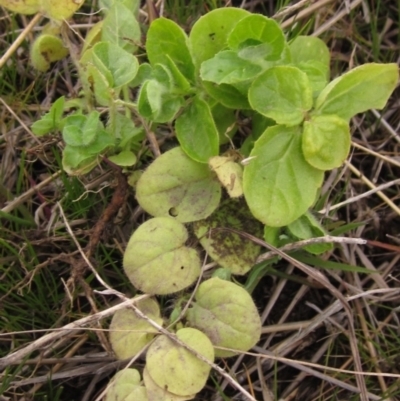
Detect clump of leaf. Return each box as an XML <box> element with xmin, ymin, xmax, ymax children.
<box><xmin>123</xmin><ymin>217</ymin><xmax>201</xmax><ymax>295</ymax></box>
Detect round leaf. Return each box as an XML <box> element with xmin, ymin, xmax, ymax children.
<box><xmin>243</xmin><ymin>125</ymin><xmax>324</xmax><ymax>227</ymax></box>
<box><xmin>105</xmin><ymin>369</ymin><xmax>148</xmax><ymax>401</ymax></box>
<box><xmin>136</xmin><ymin>147</ymin><xmax>221</xmax><ymax>222</ymax></box>
<box><xmin>193</xmin><ymin>197</ymin><xmax>262</xmax><ymax>275</ymax></box>
<box><xmin>249</xmin><ymin>66</ymin><xmax>313</xmax><ymax>126</ymax></box>
<box><xmin>146</xmin><ymin>328</ymin><xmax>214</xmax><ymax>396</ymax></box>
<box><xmin>123</xmin><ymin>217</ymin><xmax>201</xmax><ymax>295</ymax></box>
<box><xmin>289</xmin><ymin>36</ymin><xmax>330</xmax><ymax>68</ymax></box>
<box><xmin>142</xmin><ymin>368</ymin><xmax>195</xmax><ymax>401</ymax></box>
<box><xmin>302</xmin><ymin>115</ymin><xmax>350</xmax><ymax>170</ymax></box>
<box><xmin>109</xmin><ymin>298</ymin><xmax>163</xmax><ymax>360</ymax></box>
<box><xmin>189</xmin><ymin>7</ymin><xmax>250</xmax><ymax>68</ymax></box>
<box><xmin>187</xmin><ymin>278</ymin><xmax>261</xmax><ymax>357</ymax></box>
<box><xmin>30</xmin><ymin>34</ymin><xmax>69</xmax><ymax>72</ymax></box>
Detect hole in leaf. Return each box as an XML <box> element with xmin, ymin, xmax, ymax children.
<box><xmin>168</xmin><ymin>207</ymin><xmax>178</xmax><ymax>217</ymax></box>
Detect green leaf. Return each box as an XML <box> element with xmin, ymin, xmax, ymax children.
<box><xmin>243</xmin><ymin>125</ymin><xmax>324</xmax><ymax>227</ymax></box>
<box><xmin>30</xmin><ymin>33</ymin><xmax>69</xmax><ymax>72</ymax></box>
<box><xmin>200</xmin><ymin>50</ymin><xmax>262</xmax><ymax>84</ymax></box>
<box><xmin>210</xmin><ymin>102</ymin><xmax>237</xmax><ymax>145</ymax></box>
<box><xmin>40</xmin><ymin>0</ymin><xmax>84</xmax><ymax>20</ymax></box>
<box><xmin>109</xmin><ymin>112</ymin><xmax>143</xmax><ymax>148</ymax></box>
<box><xmin>193</xmin><ymin>198</ymin><xmax>262</xmax><ymax>275</ymax></box>
<box><xmin>175</xmin><ymin>97</ymin><xmax>219</xmax><ymax>163</ymax></box>
<box><xmin>100</xmin><ymin>0</ymin><xmax>140</xmax><ymax>15</ymax></box>
<box><xmin>105</xmin><ymin>369</ymin><xmax>148</xmax><ymax>401</ymax></box>
<box><xmin>62</xmin><ymin>113</ymin><xmax>99</xmax><ymax>147</ymax></box>
<box><xmin>208</xmin><ymin>156</ymin><xmax>243</xmax><ymax>197</ymax></box>
<box><xmin>136</xmin><ymin>147</ymin><xmax>221</xmax><ymax>222</ymax></box>
<box><xmin>0</xmin><ymin>0</ymin><xmax>40</xmax><ymax>14</ymax></box>
<box><xmin>137</xmin><ymin>80</ymin><xmax>183</xmax><ymax>123</ymax></box>
<box><xmin>86</xmin><ymin>61</ymin><xmax>113</xmax><ymax>106</ymax></box>
<box><xmin>108</xmin><ymin>150</ymin><xmax>137</xmax><ymax>166</ymax></box>
<box><xmin>146</xmin><ymin>17</ymin><xmax>195</xmax><ymax>81</ymax></box>
<box><xmin>143</xmin><ymin>368</ymin><xmax>194</xmax><ymax>401</ymax></box>
<box><xmin>92</xmin><ymin>41</ymin><xmax>139</xmax><ymax>88</ymax></box>
<box><xmin>109</xmin><ymin>298</ymin><xmax>162</xmax><ymax>360</ymax></box>
<box><xmin>287</xmin><ymin>212</ymin><xmax>333</xmax><ymax>254</ymax></box>
<box><xmin>129</xmin><ymin>63</ymin><xmax>152</xmax><ymax>88</ymax></box>
<box><xmin>290</xmin><ymin>36</ymin><xmax>330</xmax><ymax>69</ymax></box>
<box><xmin>202</xmin><ymin>81</ymin><xmax>250</xmax><ymax>109</ymax></box>
<box><xmin>227</xmin><ymin>14</ymin><xmax>285</xmax><ymax>61</ymax></box>
<box><xmin>187</xmin><ymin>277</ymin><xmax>261</xmax><ymax>357</ymax></box>
<box><xmin>249</xmin><ymin>66</ymin><xmax>313</xmax><ymax>126</ymax></box>
<box><xmin>302</xmin><ymin>115</ymin><xmax>350</xmax><ymax>170</ymax></box>
<box><xmin>123</xmin><ymin>217</ymin><xmax>201</xmax><ymax>295</ymax></box>
<box><xmin>263</xmin><ymin>226</ymin><xmax>281</xmax><ymax>247</ymax></box>
<box><xmin>189</xmin><ymin>7</ymin><xmax>250</xmax><ymax>69</ymax></box>
<box><xmin>146</xmin><ymin>328</ymin><xmax>214</xmax><ymax>396</ymax></box>
<box><xmin>31</xmin><ymin>96</ymin><xmax>65</xmax><ymax>136</ymax></box>
<box><xmin>102</xmin><ymin>2</ymin><xmax>141</xmax><ymax>53</ymax></box>
<box><xmin>295</xmin><ymin>60</ymin><xmax>329</xmax><ymax>95</ymax></box>
<box><xmin>153</xmin><ymin>58</ymin><xmax>191</xmax><ymax>94</ymax></box>
<box><xmin>315</xmin><ymin>63</ymin><xmax>399</xmax><ymax>120</ymax></box>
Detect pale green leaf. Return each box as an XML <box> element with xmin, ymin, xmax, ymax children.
<box><xmin>146</xmin><ymin>328</ymin><xmax>214</xmax><ymax>396</ymax></box>
<box><xmin>31</xmin><ymin>96</ymin><xmax>65</xmax><ymax>136</ymax></box>
<box><xmin>302</xmin><ymin>114</ymin><xmax>350</xmax><ymax>170</ymax></box>
<box><xmin>243</xmin><ymin>125</ymin><xmax>324</xmax><ymax>227</ymax></box>
<box><xmin>290</xmin><ymin>36</ymin><xmax>330</xmax><ymax>70</ymax></box>
<box><xmin>109</xmin><ymin>298</ymin><xmax>162</xmax><ymax>360</ymax></box>
<box><xmin>123</xmin><ymin>217</ymin><xmax>201</xmax><ymax>294</ymax></box>
<box><xmin>202</xmin><ymin>81</ymin><xmax>250</xmax><ymax>109</ymax></box>
<box><xmin>187</xmin><ymin>278</ymin><xmax>261</xmax><ymax>357</ymax></box>
<box><xmin>136</xmin><ymin>147</ymin><xmax>221</xmax><ymax>222</ymax></box>
<box><xmin>105</xmin><ymin>369</ymin><xmax>148</xmax><ymax>401</ymax></box>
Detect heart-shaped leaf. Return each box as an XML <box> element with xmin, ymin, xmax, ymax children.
<box><xmin>187</xmin><ymin>277</ymin><xmax>261</xmax><ymax>357</ymax></box>
<box><xmin>136</xmin><ymin>147</ymin><xmax>221</xmax><ymax>222</ymax></box>
<box><xmin>146</xmin><ymin>328</ymin><xmax>214</xmax><ymax>396</ymax></box>
<box><xmin>123</xmin><ymin>217</ymin><xmax>201</xmax><ymax>294</ymax></box>
<box><xmin>109</xmin><ymin>298</ymin><xmax>163</xmax><ymax>360</ymax></box>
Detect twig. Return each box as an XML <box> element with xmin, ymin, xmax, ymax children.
<box><xmin>0</xmin><ymin>13</ymin><xmax>42</xmax><ymax>69</ymax></box>
<box><xmin>1</xmin><ymin>170</ymin><xmax>62</xmax><ymax>214</ymax></box>
<box><xmin>345</xmin><ymin>160</ymin><xmax>400</xmax><ymax>217</ymax></box>
<box><xmin>256</xmin><ymin>235</ymin><xmax>366</xmax><ymax>263</ymax></box>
